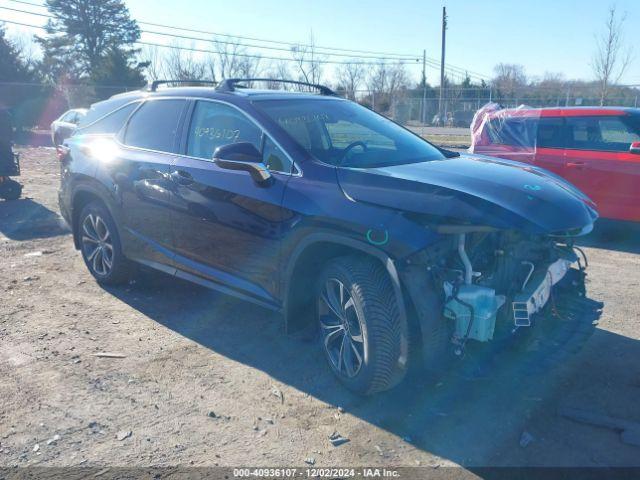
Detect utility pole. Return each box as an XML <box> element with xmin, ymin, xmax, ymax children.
<box><xmin>438</xmin><ymin>6</ymin><xmax>447</xmax><ymax>126</ymax></box>
<box><xmin>421</xmin><ymin>49</ymin><xmax>427</xmax><ymax>124</ymax></box>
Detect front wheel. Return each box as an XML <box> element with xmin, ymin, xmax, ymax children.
<box><xmin>316</xmin><ymin>256</ymin><xmax>409</xmax><ymax>395</ymax></box>
<box><xmin>78</xmin><ymin>201</ymin><xmax>133</xmax><ymax>285</ymax></box>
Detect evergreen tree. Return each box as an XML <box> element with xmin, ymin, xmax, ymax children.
<box><xmin>91</xmin><ymin>47</ymin><xmax>148</xmax><ymax>89</ymax></box>
<box><xmin>36</xmin><ymin>0</ymin><xmax>145</xmax><ymax>83</ymax></box>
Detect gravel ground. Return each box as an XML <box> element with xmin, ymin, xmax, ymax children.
<box><xmin>1</xmin><ymin>147</ymin><xmax>639</xmax><ymax>469</ymax></box>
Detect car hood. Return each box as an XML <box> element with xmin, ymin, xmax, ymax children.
<box><xmin>336</xmin><ymin>154</ymin><xmax>598</xmax><ymax>235</ymax></box>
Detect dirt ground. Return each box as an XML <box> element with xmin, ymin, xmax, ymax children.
<box><xmin>1</xmin><ymin>147</ymin><xmax>639</xmax><ymax>469</ymax></box>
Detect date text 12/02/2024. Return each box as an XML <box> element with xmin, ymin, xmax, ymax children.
<box><xmin>232</xmin><ymin>468</ymin><xmax>400</xmax><ymax>478</ymax></box>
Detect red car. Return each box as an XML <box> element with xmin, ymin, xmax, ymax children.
<box><xmin>470</xmin><ymin>105</ymin><xmax>640</xmax><ymax>222</ymax></box>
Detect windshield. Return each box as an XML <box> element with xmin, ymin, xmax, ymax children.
<box><xmin>254</xmin><ymin>98</ymin><xmax>445</xmax><ymax>167</ymax></box>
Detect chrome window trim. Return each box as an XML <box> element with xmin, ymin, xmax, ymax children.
<box><xmin>77</xmin><ymin>99</ymin><xmax>144</xmax><ymax>132</ymax></box>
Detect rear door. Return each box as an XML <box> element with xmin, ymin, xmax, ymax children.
<box><xmin>564</xmin><ymin>115</ymin><xmax>640</xmax><ymax>221</ymax></box>
<box><xmin>111</xmin><ymin>98</ymin><xmax>189</xmax><ymax>269</ymax></box>
<box><xmin>169</xmin><ymin>100</ymin><xmax>295</xmax><ymax>307</ymax></box>
<box><xmin>533</xmin><ymin>116</ymin><xmax>567</xmax><ymax>177</ymax></box>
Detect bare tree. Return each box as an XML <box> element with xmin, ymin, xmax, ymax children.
<box><xmin>367</xmin><ymin>63</ymin><xmax>387</xmax><ymax>95</ymax></box>
<box><xmin>213</xmin><ymin>36</ymin><xmax>261</xmax><ymax>82</ymax></box>
<box><xmin>592</xmin><ymin>5</ymin><xmax>633</xmax><ymax>106</ymax></box>
<box><xmin>164</xmin><ymin>42</ymin><xmax>207</xmax><ymax>80</ymax></box>
<box><xmin>11</xmin><ymin>32</ymin><xmax>40</xmax><ymax>71</ymax></box>
<box><xmin>336</xmin><ymin>61</ymin><xmax>365</xmax><ymax>100</ymax></box>
<box><xmin>492</xmin><ymin>63</ymin><xmax>528</xmax><ymax>101</ymax></box>
<box><xmin>264</xmin><ymin>60</ymin><xmax>292</xmax><ymax>89</ymax></box>
<box><xmin>387</xmin><ymin>62</ymin><xmax>409</xmax><ymax>98</ymax></box>
<box><xmin>291</xmin><ymin>31</ymin><xmax>324</xmax><ymax>86</ymax></box>
<box><xmin>140</xmin><ymin>44</ymin><xmax>165</xmax><ymax>81</ymax></box>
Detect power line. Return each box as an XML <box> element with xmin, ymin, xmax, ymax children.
<box><xmin>1</xmin><ymin>14</ymin><xmax>483</xmax><ymax>78</ymax></box>
<box><xmin>3</xmin><ymin>0</ymin><xmax>420</xmax><ymax>60</ymax></box>
<box><xmin>0</xmin><ymin>19</ymin><xmax>418</xmax><ymax>66</ymax></box>
<box><xmin>0</xmin><ymin>5</ymin><xmax>421</xmax><ymax>62</ymax></box>
<box><xmin>4</xmin><ymin>0</ymin><xmax>489</xmax><ymax>79</ymax></box>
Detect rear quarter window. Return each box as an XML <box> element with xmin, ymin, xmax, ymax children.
<box><xmin>78</xmin><ymin>103</ymin><xmax>138</xmax><ymax>135</ymax></box>
<box><xmin>486</xmin><ymin>117</ymin><xmax>537</xmax><ymax>148</ymax></box>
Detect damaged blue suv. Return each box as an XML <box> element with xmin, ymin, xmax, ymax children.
<box><xmin>58</xmin><ymin>79</ymin><xmax>601</xmax><ymax>394</ymax></box>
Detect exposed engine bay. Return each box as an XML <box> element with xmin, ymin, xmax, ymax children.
<box><xmin>429</xmin><ymin>230</ymin><xmax>590</xmax><ymax>355</ymax></box>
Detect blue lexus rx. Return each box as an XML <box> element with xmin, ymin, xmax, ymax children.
<box><xmin>58</xmin><ymin>79</ymin><xmax>600</xmax><ymax>394</ymax></box>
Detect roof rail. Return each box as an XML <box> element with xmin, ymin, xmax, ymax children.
<box><xmin>148</xmin><ymin>80</ymin><xmax>218</xmax><ymax>92</ymax></box>
<box><xmin>216</xmin><ymin>78</ymin><xmax>336</xmax><ymax>96</ymax></box>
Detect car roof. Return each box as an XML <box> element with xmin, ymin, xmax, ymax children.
<box><xmin>108</xmin><ymin>86</ymin><xmax>338</xmax><ymax>103</ymax></box>
<box><xmin>490</xmin><ymin>106</ymin><xmax>640</xmax><ymax>118</ymax></box>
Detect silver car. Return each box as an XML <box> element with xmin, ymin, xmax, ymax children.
<box><xmin>51</xmin><ymin>108</ymin><xmax>87</xmax><ymax>146</ymax></box>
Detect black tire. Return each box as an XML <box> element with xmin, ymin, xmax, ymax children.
<box><xmin>316</xmin><ymin>256</ymin><xmax>409</xmax><ymax>395</ymax></box>
<box><xmin>78</xmin><ymin>201</ymin><xmax>133</xmax><ymax>285</ymax></box>
<box><xmin>0</xmin><ymin>178</ymin><xmax>22</xmax><ymax>201</ymax></box>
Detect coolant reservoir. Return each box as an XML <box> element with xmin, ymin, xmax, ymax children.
<box><xmin>444</xmin><ymin>285</ymin><xmax>506</xmax><ymax>342</ymax></box>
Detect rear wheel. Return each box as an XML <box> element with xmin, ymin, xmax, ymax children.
<box><xmin>316</xmin><ymin>256</ymin><xmax>409</xmax><ymax>395</ymax></box>
<box><xmin>78</xmin><ymin>201</ymin><xmax>132</xmax><ymax>285</ymax></box>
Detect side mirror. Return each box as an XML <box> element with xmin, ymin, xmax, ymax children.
<box><xmin>213</xmin><ymin>142</ymin><xmax>272</xmax><ymax>184</ymax></box>
<box><xmin>630</xmin><ymin>142</ymin><xmax>640</xmax><ymax>155</ymax></box>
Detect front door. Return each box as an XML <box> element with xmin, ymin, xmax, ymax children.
<box><xmin>169</xmin><ymin>100</ymin><xmax>296</xmax><ymax>307</ymax></box>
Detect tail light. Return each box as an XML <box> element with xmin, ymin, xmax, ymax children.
<box><xmin>56</xmin><ymin>145</ymin><xmax>70</xmax><ymax>161</ymax></box>
<box><xmin>630</xmin><ymin>142</ymin><xmax>640</xmax><ymax>155</ymax></box>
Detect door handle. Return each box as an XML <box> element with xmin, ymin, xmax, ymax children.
<box><xmin>566</xmin><ymin>162</ymin><xmax>586</xmax><ymax>169</ymax></box>
<box><xmin>170</xmin><ymin>170</ymin><xmax>194</xmax><ymax>185</ymax></box>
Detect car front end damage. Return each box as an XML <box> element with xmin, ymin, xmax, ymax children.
<box><xmin>398</xmin><ymin>227</ymin><xmax>603</xmax><ymax>366</ymax></box>
<box><xmin>335</xmin><ymin>152</ymin><xmax>603</xmax><ymax>366</ymax></box>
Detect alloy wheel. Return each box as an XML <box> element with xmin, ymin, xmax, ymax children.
<box><xmin>318</xmin><ymin>278</ymin><xmax>365</xmax><ymax>378</ymax></box>
<box><xmin>81</xmin><ymin>213</ymin><xmax>114</xmax><ymax>276</ymax></box>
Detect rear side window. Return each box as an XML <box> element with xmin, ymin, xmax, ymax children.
<box><xmin>123</xmin><ymin>99</ymin><xmax>186</xmax><ymax>153</ymax></box>
<box><xmin>566</xmin><ymin>116</ymin><xmax>640</xmax><ymax>152</ymax></box>
<box><xmin>61</xmin><ymin>111</ymin><xmax>75</xmax><ymax>123</ymax></box>
<box><xmin>186</xmin><ymin>101</ymin><xmax>262</xmax><ymax>160</ymax></box>
<box><xmin>536</xmin><ymin>117</ymin><xmax>565</xmax><ymax>148</ymax></box>
<box><xmin>80</xmin><ymin>103</ymin><xmax>138</xmax><ymax>135</ymax></box>
<box><xmin>486</xmin><ymin>118</ymin><xmax>536</xmax><ymax>147</ymax></box>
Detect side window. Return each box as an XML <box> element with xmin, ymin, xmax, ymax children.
<box><xmin>80</xmin><ymin>103</ymin><xmax>138</xmax><ymax>135</ymax></box>
<box><xmin>536</xmin><ymin>117</ymin><xmax>565</xmax><ymax>148</ymax></box>
<box><xmin>124</xmin><ymin>99</ymin><xmax>186</xmax><ymax>153</ymax></box>
<box><xmin>262</xmin><ymin>137</ymin><xmax>292</xmax><ymax>173</ymax></box>
<box><xmin>61</xmin><ymin>111</ymin><xmax>75</xmax><ymax>123</ymax></box>
<box><xmin>487</xmin><ymin>118</ymin><xmax>536</xmax><ymax>147</ymax></box>
<box><xmin>599</xmin><ymin>117</ymin><xmax>640</xmax><ymax>150</ymax></box>
<box><xmin>566</xmin><ymin>116</ymin><xmax>640</xmax><ymax>152</ymax></box>
<box><xmin>186</xmin><ymin>101</ymin><xmax>262</xmax><ymax>160</ymax></box>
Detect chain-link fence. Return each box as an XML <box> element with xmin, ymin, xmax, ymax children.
<box><xmin>357</xmin><ymin>87</ymin><xmax>640</xmax><ymax>129</ymax></box>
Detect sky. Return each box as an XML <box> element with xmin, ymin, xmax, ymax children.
<box><xmin>2</xmin><ymin>0</ymin><xmax>639</xmax><ymax>85</ymax></box>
